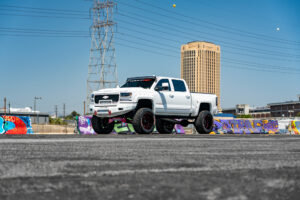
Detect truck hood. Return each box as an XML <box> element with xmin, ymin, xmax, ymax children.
<box><xmin>93</xmin><ymin>87</ymin><xmax>151</xmax><ymax>94</ymax></box>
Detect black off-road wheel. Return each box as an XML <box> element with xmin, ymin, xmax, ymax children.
<box><xmin>156</xmin><ymin>118</ymin><xmax>174</xmax><ymax>134</ymax></box>
<box><xmin>194</xmin><ymin>110</ymin><xmax>214</xmax><ymax>134</ymax></box>
<box><xmin>132</xmin><ymin>108</ymin><xmax>155</xmax><ymax>134</ymax></box>
<box><xmin>91</xmin><ymin>116</ymin><xmax>115</xmax><ymax>134</ymax></box>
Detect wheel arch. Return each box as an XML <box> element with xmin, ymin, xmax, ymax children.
<box><xmin>198</xmin><ymin>102</ymin><xmax>211</xmax><ymax>115</ymax></box>
<box><xmin>136</xmin><ymin>99</ymin><xmax>153</xmax><ymax>111</ymax></box>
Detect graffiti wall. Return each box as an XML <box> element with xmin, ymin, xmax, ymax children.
<box><xmin>76</xmin><ymin>116</ymin><xmax>185</xmax><ymax>134</ymax></box>
<box><xmin>213</xmin><ymin>119</ymin><xmax>279</xmax><ymax>134</ymax></box>
<box><xmin>0</xmin><ymin>116</ymin><xmax>33</xmax><ymax>134</ymax></box>
<box><xmin>290</xmin><ymin>121</ymin><xmax>300</xmax><ymax>135</ymax></box>
<box><xmin>77</xmin><ymin>116</ymin><xmax>284</xmax><ymax>135</ymax></box>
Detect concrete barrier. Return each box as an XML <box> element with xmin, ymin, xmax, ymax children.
<box><xmin>212</xmin><ymin>119</ymin><xmax>279</xmax><ymax>134</ymax></box>
<box><xmin>32</xmin><ymin>124</ymin><xmax>75</xmax><ymax>134</ymax></box>
<box><xmin>290</xmin><ymin>121</ymin><xmax>300</xmax><ymax>135</ymax></box>
<box><xmin>77</xmin><ymin>116</ymin><xmax>282</xmax><ymax>135</ymax></box>
<box><xmin>76</xmin><ymin>116</ymin><xmax>185</xmax><ymax>134</ymax></box>
<box><xmin>0</xmin><ymin>115</ymin><xmax>33</xmax><ymax>134</ymax></box>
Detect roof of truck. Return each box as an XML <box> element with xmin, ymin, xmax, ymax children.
<box><xmin>127</xmin><ymin>76</ymin><xmax>181</xmax><ymax>81</ymax></box>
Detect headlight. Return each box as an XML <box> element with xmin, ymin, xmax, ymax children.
<box><xmin>91</xmin><ymin>94</ymin><xmax>95</xmax><ymax>103</ymax></box>
<box><xmin>120</xmin><ymin>92</ymin><xmax>132</xmax><ymax>101</ymax></box>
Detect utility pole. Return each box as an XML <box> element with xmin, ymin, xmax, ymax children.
<box><xmin>63</xmin><ymin>103</ymin><xmax>66</xmax><ymax>118</ymax></box>
<box><xmin>84</xmin><ymin>101</ymin><xmax>86</xmax><ymax>116</ymax></box>
<box><xmin>8</xmin><ymin>102</ymin><xmax>10</xmax><ymax>114</ymax></box>
<box><xmin>4</xmin><ymin>97</ymin><xmax>6</xmax><ymax>115</ymax></box>
<box><xmin>55</xmin><ymin>105</ymin><xmax>58</xmax><ymax>118</ymax></box>
<box><xmin>63</xmin><ymin>103</ymin><xmax>67</xmax><ymax>134</ymax></box>
<box><xmin>34</xmin><ymin>97</ymin><xmax>42</xmax><ymax>133</ymax></box>
<box><xmin>87</xmin><ymin>0</ymin><xmax>118</xmax><ymax>110</ymax></box>
<box><xmin>34</xmin><ymin>97</ymin><xmax>42</xmax><ymax>124</ymax></box>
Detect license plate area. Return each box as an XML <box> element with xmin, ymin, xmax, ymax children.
<box><xmin>99</xmin><ymin>100</ymin><xmax>112</xmax><ymax>104</ymax></box>
<box><xmin>97</xmin><ymin>109</ymin><xmax>109</xmax><ymax>113</ymax></box>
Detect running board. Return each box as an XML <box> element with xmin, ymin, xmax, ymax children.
<box><xmin>159</xmin><ymin>118</ymin><xmax>192</xmax><ymax>127</ymax></box>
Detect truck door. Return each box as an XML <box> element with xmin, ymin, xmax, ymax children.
<box><xmin>154</xmin><ymin>78</ymin><xmax>174</xmax><ymax>115</ymax></box>
<box><xmin>170</xmin><ymin>79</ymin><xmax>192</xmax><ymax>116</ymax></box>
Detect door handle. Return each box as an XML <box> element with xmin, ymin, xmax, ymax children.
<box><xmin>169</xmin><ymin>94</ymin><xmax>174</xmax><ymax>98</ymax></box>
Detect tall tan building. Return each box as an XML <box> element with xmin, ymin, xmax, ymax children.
<box><xmin>181</xmin><ymin>41</ymin><xmax>221</xmax><ymax>110</ymax></box>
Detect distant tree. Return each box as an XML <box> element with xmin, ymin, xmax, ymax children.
<box><xmin>297</xmin><ymin>112</ymin><xmax>300</xmax><ymax>117</ymax></box>
<box><xmin>237</xmin><ymin>114</ymin><xmax>252</xmax><ymax>119</ymax></box>
<box><xmin>49</xmin><ymin>117</ymin><xmax>67</xmax><ymax>125</ymax></box>
<box><xmin>65</xmin><ymin>111</ymin><xmax>80</xmax><ymax>120</ymax></box>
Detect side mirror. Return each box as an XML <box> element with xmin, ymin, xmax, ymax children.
<box><xmin>155</xmin><ymin>86</ymin><xmax>162</xmax><ymax>91</ymax></box>
<box><xmin>162</xmin><ymin>82</ymin><xmax>169</xmax><ymax>89</ymax></box>
<box><xmin>155</xmin><ymin>82</ymin><xmax>170</xmax><ymax>91</ymax></box>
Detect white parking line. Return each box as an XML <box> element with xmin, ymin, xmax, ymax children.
<box><xmin>82</xmin><ymin>167</ymin><xmax>213</xmax><ymax>177</ymax></box>
<box><xmin>0</xmin><ymin>137</ymin><xmax>299</xmax><ymax>143</ymax></box>
<box><xmin>2</xmin><ymin>164</ymin><xmax>297</xmax><ymax>180</ymax></box>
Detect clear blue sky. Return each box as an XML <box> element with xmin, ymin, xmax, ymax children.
<box><xmin>0</xmin><ymin>0</ymin><xmax>299</xmax><ymax>115</ymax></box>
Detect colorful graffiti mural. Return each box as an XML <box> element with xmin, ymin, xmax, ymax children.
<box><xmin>76</xmin><ymin>116</ymin><xmax>185</xmax><ymax>134</ymax></box>
<box><xmin>77</xmin><ymin>116</ymin><xmax>95</xmax><ymax>134</ymax></box>
<box><xmin>290</xmin><ymin>121</ymin><xmax>300</xmax><ymax>135</ymax></box>
<box><xmin>0</xmin><ymin>116</ymin><xmax>33</xmax><ymax>134</ymax></box>
<box><xmin>212</xmin><ymin>119</ymin><xmax>279</xmax><ymax>134</ymax></box>
<box><xmin>77</xmin><ymin>116</ymin><xmax>287</xmax><ymax>135</ymax></box>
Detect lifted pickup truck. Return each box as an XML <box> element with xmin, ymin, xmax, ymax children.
<box><xmin>89</xmin><ymin>76</ymin><xmax>218</xmax><ymax>134</ymax></box>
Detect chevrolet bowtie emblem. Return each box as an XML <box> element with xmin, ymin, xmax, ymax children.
<box><xmin>102</xmin><ymin>96</ymin><xmax>109</xmax><ymax>99</ymax></box>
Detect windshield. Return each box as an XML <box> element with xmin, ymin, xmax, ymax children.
<box><xmin>121</xmin><ymin>78</ymin><xmax>155</xmax><ymax>89</ymax></box>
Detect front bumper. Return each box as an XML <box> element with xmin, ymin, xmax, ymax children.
<box><xmin>89</xmin><ymin>102</ymin><xmax>137</xmax><ymax>118</ymax></box>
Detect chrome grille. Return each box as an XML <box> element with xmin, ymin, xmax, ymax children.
<box><xmin>95</xmin><ymin>94</ymin><xmax>119</xmax><ymax>103</ymax></box>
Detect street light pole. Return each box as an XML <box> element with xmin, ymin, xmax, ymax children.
<box><xmin>34</xmin><ymin>97</ymin><xmax>42</xmax><ymax>134</ymax></box>
<box><xmin>34</xmin><ymin>97</ymin><xmax>42</xmax><ymax>124</ymax></box>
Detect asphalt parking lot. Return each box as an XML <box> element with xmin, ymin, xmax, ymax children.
<box><xmin>0</xmin><ymin>134</ymin><xmax>300</xmax><ymax>200</ymax></box>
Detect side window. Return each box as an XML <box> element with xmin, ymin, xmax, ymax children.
<box><xmin>172</xmin><ymin>80</ymin><xmax>187</xmax><ymax>92</ymax></box>
<box><xmin>156</xmin><ymin>79</ymin><xmax>171</xmax><ymax>91</ymax></box>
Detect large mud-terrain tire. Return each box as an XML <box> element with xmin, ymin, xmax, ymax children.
<box><xmin>132</xmin><ymin>108</ymin><xmax>155</xmax><ymax>134</ymax></box>
<box><xmin>194</xmin><ymin>110</ymin><xmax>214</xmax><ymax>134</ymax></box>
<box><xmin>156</xmin><ymin>119</ymin><xmax>174</xmax><ymax>134</ymax></box>
<box><xmin>91</xmin><ymin>116</ymin><xmax>115</xmax><ymax>134</ymax></box>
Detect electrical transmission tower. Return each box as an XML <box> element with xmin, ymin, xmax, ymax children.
<box><xmin>87</xmin><ymin>0</ymin><xmax>118</xmax><ymax>105</ymax></box>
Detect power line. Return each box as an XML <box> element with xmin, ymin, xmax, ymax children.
<box><xmin>2</xmin><ymin>1</ymin><xmax>299</xmax><ymax>49</ymax></box>
<box><xmin>116</xmin><ymin>10</ymin><xmax>300</xmax><ymax>51</ymax></box>
<box><xmin>0</xmin><ymin>27</ymin><xmax>87</xmax><ymax>33</ymax></box>
<box><xmin>130</xmin><ymin>0</ymin><xmax>300</xmax><ymax>45</ymax></box>
<box><xmin>0</xmin><ymin>8</ymin><xmax>88</xmax><ymax>17</ymax></box>
<box><xmin>117</xmin><ymin>33</ymin><xmax>179</xmax><ymax>51</ymax></box>
<box><xmin>0</xmin><ymin>4</ymin><xmax>87</xmax><ymax>14</ymax></box>
<box><xmin>116</xmin><ymin>13</ymin><xmax>300</xmax><ymax>58</ymax></box>
<box><xmin>0</xmin><ymin>33</ymin><xmax>89</xmax><ymax>38</ymax></box>
<box><xmin>3</xmin><ymin>1</ymin><xmax>299</xmax><ymax>46</ymax></box>
<box><xmin>116</xmin><ymin>41</ymin><xmax>300</xmax><ymax>75</ymax></box>
<box><xmin>1</xmin><ymin>26</ymin><xmax>299</xmax><ymax>74</ymax></box>
<box><xmin>222</xmin><ymin>58</ymin><xmax>300</xmax><ymax>72</ymax></box>
<box><xmin>2</xmin><ymin>2</ymin><xmax>299</xmax><ymax>56</ymax></box>
<box><xmin>0</xmin><ymin>12</ymin><xmax>90</xmax><ymax>20</ymax></box>
<box><xmin>115</xmin><ymin>41</ymin><xmax>178</xmax><ymax>58</ymax></box>
<box><xmin>117</xmin><ymin>25</ymin><xmax>300</xmax><ymax>62</ymax></box>
<box><xmin>1</xmin><ymin>29</ymin><xmax>299</xmax><ymax>72</ymax></box>
<box><xmin>222</xmin><ymin>64</ymin><xmax>300</xmax><ymax>75</ymax></box>
<box><xmin>116</xmin><ymin>19</ymin><xmax>300</xmax><ymax>60</ymax></box>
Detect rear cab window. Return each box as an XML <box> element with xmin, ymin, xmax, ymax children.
<box><xmin>172</xmin><ymin>79</ymin><xmax>187</xmax><ymax>92</ymax></box>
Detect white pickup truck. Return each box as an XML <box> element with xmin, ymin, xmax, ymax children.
<box><xmin>89</xmin><ymin>76</ymin><xmax>218</xmax><ymax>134</ymax></box>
